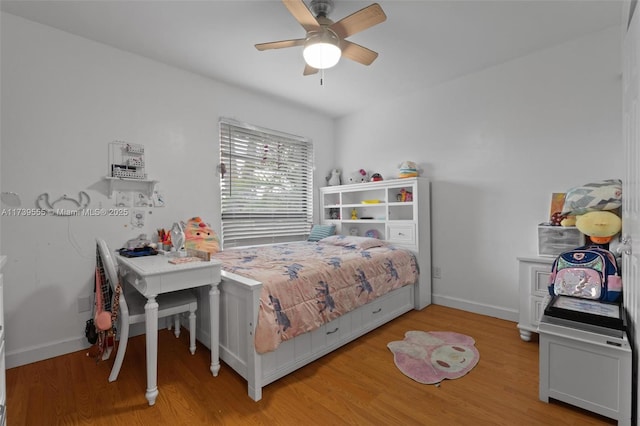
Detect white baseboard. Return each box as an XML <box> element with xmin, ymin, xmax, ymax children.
<box><xmin>196</xmin><ymin>329</ymin><xmax>211</xmax><ymax>350</ymax></box>
<box><xmin>6</xmin><ymin>336</ymin><xmax>90</xmax><ymax>369</ymax></box>
<box><xmin>431</xmin><ymin>294</ymin><xmax>519</xmax><ymax>323</ymax></box>
<box><xmin>6</xmin><ymin>319</ymin><xmax>169</xmax><ymax>369</ymax></box>
<box><xmin>7</xmin><ymin>299</ymin><xmax>515</xmax><ymax>370</ymax></box>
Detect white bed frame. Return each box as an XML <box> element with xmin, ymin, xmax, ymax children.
<box><xmin>196</xmin><ymin>270</ymin><xmax>429</xmax><ymax>401</ymax></box>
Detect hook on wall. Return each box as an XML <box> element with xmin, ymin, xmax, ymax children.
<box><xmin>217</xmin><ymin>162</ymin><xmax>226</xmax><ymax>178</ymax></box>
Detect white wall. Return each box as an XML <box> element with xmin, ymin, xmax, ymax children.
<box><xmin>0</xmin><ymin>11</ymin><xmax>624</xmax><ymax>368</ymax></box>
<box><xmin>0</xmin><ymin>12</ymin><xmax>334</xmax><ymax>367</ymax></box>
<box><xmin>335</xmin><ymin>26</ymin><xmax>623</xmax><ymax>320</ymax></box>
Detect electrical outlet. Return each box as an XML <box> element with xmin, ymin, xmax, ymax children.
<box><xmin>78</xmin><ymin>296</ymin><xmax>91</xmax><ymax>313</ymax></box>
<box><xmin>433</xmin><ymin>267</ymin><xmax>442</xmax><ymax>279</ymax></box>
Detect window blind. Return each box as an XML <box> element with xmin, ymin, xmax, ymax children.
<box><xmin>219</xmin><ymin>118</ymin><xmax>314</xmax><ymax>248</ymax></box>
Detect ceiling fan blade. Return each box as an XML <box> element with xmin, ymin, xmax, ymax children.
<box><xmin>255</xmin><ymin>38</ymin><xmax>306</xmax><ymax>51</ymax></box>
<box><xmin>341</xmin><ymin>40</ymin><xmax>378</xmax><ymax>66</ymax></box>
<box><xmin>330</xmin><ymin>3</ymin><xmax>386</xmax><ymax>39</ymax></box>
<box><xmin>283</xmin><ymin>0</ymin><xmax>321</xmax><ymax>32</ymax></box>
<box><xmin>303</xmin><ymin>64</ymin><xmax>319</xmax><ymax>76</ymax></box>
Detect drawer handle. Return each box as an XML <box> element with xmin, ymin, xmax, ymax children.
<box><xmin>398</xmin><ymin>232</ymin><xmax>405</xmax><ymax>236</ymax></box>
<box><xmin>326</xmin><ymin>327</ymin><xmax>339</xmax><ymax>335</ymax></box>
<box><xmin>372</xmin><ymin>308</ymin><xmax>382</xmax><ymax>314</ymax></box>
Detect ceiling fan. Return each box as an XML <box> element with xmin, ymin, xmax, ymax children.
<box><xmin>255</xmin><ymin>0</ymin><xmax>387</xmax><ymax>75</ymax></box>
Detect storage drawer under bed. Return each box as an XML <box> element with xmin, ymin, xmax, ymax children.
<box><xmin>260</xmin><ymin>284</ymin><xmax>415</xmax><ymax>378</ymax></box>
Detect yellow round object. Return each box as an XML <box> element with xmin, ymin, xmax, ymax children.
<box><xmin>575</xmin><ymin>211</ymin><xmax>621</xmax><ymax>237</ymax></box>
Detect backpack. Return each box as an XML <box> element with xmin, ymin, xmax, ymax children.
<box><xmin>548</xmin><ymin>246</ymin><xmax>622</xmax><ymax>302</ymax></box>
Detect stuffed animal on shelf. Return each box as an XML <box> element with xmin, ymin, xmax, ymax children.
<box><xmin>550</xmin><ymin>212</ymin><xmax>567</xmax><ymax>226</ymax></box>
<box><xmin>183</xmin><ymin>216</ymin><xmax>220</xmax><ymax>253</ymax></box>
<box><xmin>397</xmin><ymin>189</ymin><xmax>413</xmax><ymax>202</ymax></box>
<box><xmin>574</xmin><ymin>210</ymin><xmax>622</xmax><ymax>245</ymax></box>
<box><xmin>348</xmin><ymin>169</ymin><xmax>369</xmax><ymax>184</ymax></box>
<box><xmin>559</xmin><ymin>179</ymin><xmax>623</xmax><ymax>246</ymax></box>
<box><xmin>398</xmin><ymin>161</ymin><xmax>418</xmax><ymax>178</ymax></box>
<box><xmin>370</xmin><ymin>173</ymin><xmax>383</xmax><ymax>182</ymax></box>
<box><xmin>326</xmin><ymin>169</ymin><xmax>341</xmax><ymax>186</ymax></box>
<box><xmin>559</xmin><ymin>215</ymin><xmax>576</xmax><ymax>227</ymax></box>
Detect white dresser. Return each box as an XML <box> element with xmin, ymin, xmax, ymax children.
<box><xmin>517</xmin><ymin>256</ymin><xmax>554</xmax><ymax>341</ymax></box>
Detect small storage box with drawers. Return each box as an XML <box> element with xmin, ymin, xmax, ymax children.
<box><xmin>537</xmin><ymin>224</ymin><xmax>584</xmax><ymax>257</ymax></box>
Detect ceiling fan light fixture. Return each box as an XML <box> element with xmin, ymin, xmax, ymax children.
<box><xmin>303</xmin><ymin>29</ymin><xmax>341</xmax><ymax>69</ymax></box>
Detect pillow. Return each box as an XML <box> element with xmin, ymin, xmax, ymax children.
<box><xmin>561</xmin><ymin>179</ymin><xmax>622</xmax><ymax>216</ymax></box>
<box><xmin>319</xmin><ymin>235</ymin><xmax>387</xmax><ymax>249</ymax></box>
<box><xmin>308</xmin><ymin>224</ymin><xmax>336</xmax><ymax>242</ymax></box>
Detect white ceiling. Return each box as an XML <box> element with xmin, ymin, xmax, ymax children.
<box><xmin>1</xmin><ymin>0</ymin><xmax>623</xmax><ymax>118</ymax></box>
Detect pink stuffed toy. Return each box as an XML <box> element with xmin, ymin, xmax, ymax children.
<box><xmin>183</xmin><ymin>217</ymin><xmax>220</xmax><ymax>253</ymax></box>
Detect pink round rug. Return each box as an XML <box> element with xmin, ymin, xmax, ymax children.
<box><xmin>387</xmin><ymin>331</ymin><xmax>480</xmax><ymax>384</ymax></box>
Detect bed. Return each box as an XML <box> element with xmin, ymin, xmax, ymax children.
<box><xmin>195</xmin><ymin>236</ymin><xmax>428</xmax><ymax>401</ymax></box>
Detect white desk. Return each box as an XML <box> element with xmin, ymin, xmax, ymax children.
<box><xmin>116</xmin><ymin>254</ymin><xmax>222</xmax><ymax>406</ymax></box>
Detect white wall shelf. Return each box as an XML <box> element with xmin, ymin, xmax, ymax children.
<box><xmin>109</xmin><ymin>141</ymin><xmax>147</xmax><ymax>180</ymax></box>
<box><xmin>103</xmin><ymin>177</ymin><xmax>158</xmax><ymax>199</ymax></box>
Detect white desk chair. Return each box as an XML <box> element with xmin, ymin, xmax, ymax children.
<box><xmin>96</xmin><ymin>239</ymin><xmax>198</xmax><ymax>382</ymax></box>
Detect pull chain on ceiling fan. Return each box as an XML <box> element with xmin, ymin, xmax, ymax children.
<box><xmin>255</xmin><ymin>0</ymin><xmax>387</xmax><ymax>76</ymax></box>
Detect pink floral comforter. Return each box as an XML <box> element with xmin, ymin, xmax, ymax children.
<box><xmin>213</xmin><ymin>237</ymin><xmax>419</xmax><ymax>353</ymax></box>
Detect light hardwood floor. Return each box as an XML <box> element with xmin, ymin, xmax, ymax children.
<box><xmin>7</xmin><ymin>304</ymin><xmax>616</xmax><ymax>425</ymax></box>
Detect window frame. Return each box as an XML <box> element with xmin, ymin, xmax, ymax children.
<box><xmin>219</xmin><ymin>118</ymin><xmax>314</xmax><ymax>248</ymax></box>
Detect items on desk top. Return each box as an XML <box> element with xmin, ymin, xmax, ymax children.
<box><xmin>168</xmin><ymin>256</ymin><xmax>204</xmax><ymax>264</ymax></box>
<box><xmin>119</xmin><ymin>234</ymin><xmax>158</xmax><ymax>257</ymax></box>
<box><xmin>170</xmin><ymin>221</ymin><xmax>186</xmax><ymax>252</ymax></box>
<box><xmin>125</xmin><ymin>234</ymin><xmax>152</xmax><ymax>250</ymax></box>
<box><xmin>157</xmin><ymin>217</ymin><xmax>220</xmax><ymax>255</ymax></box>
<box><xmin>183</xmin><ymin>216</ymin><xmax>220</xmax><ymax>254</ymax></box>
<box><xmin>157</xmin><ymin>228</ymin><xmax>172</xmax><ymax>250</ymax></box>
<box><xmin>118</xmin><ymin>246</ymin><xmax>158</xmax><ymax>257</ymax></box>
<box><xmin>140</xmin><ymin>217</ymin><xmax>220</xmax><ymax>263</ymax></box>
<box><xmin>186</xmin><ymin>248</ymin><xmax>211</xmax><ymax>261</ymax></box>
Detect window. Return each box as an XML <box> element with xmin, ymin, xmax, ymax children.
<box><xmin>219</xmin><ymin>118</ymin><xmax>314</xmax><ymax>248</ymax></box>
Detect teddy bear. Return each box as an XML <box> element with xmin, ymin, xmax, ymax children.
<box><xmin>370</xmin><ymin>173</ymin><xmax>383</xmax><ymax>182</ymax></box>
<box><xmin>348</xmin><ymin>169</ymin><xmax>369</xmax><ymax>184</ymax></box>
<box><xmin>326</xmin><ymin>169</ymin><xmax>341</xmax><ymax>186</ymax></box>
